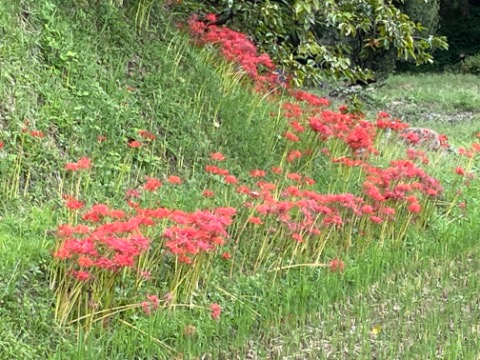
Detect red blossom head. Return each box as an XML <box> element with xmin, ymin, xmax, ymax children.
<box><xmin>30</xmin><ymin>130</ymin><xmax>44</xmax><ymax>138</ymax></box>
<box><xmin>138</xmin><ymin>130</ymin><xmax>157</xmax><ymax>141</ymax></box>
<box><xmin>250</xmin><ymin>169</ymin><xmax>266</xmax><ymax>178</ymax></box>
<box><xmin>329</xmin><ymin>258</ymin><xmax>345</xmax><ymax>272</ymax></box>
<box><xmin>167</xmin><ymin>175</ymin><xmax>182</xmax><ymax>185</ymax></box>
<box><xmin>210</xmin><ymin>303</ymin><xmax>221</xmax><ymax>320</ymax></box>
<box><xmin>202</xmin><ymin>189</ymin><xmax>215</xmax><ymax>197</ymax></box>
<box><xmin>144</xmin><ymin>177</ymin><xmax>162</xmax><ymax>192</ymax></box>
<box><xmin>128</xmin><ymin>139</ymin><xmax>142</xmax><ymax>148</ymax></box>
<box><xmin>210</xmin><ymin>152</ymin><xmax>225</xmax><ymax>161</ymax></box>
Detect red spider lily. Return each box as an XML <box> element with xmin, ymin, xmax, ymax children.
<box><xmin>282</xmin><ymin>103</ymin><xmax>303</xmax><ymax>118</ymax></box>
<box><xmin>329</xmin><ymin>258</ymin><xmax>344</xmax><ymax>272</ymax></box>
<box><xmin>140</xmin><ymin>271</ymin><xmax>151</xmax><ymax>280</ymax></box>
<box><xmin>287</xmin><ymin>150</ymin><xmax>302</xmax><ymax>163</ymax></box>
<box><xmin>137</xmin><ymin>207</ymin><xmax>170</xmax><ymax>220</ymax></box>
<box><xmin>283</xmin><ymin>132</ymin><xmax>299</xmax><ymax>142</ymax></box>
<box><xmin>222</xmin><ymin>252</ymin><xmax>231</xmax><ymax>260</ymax></box>
<box><xmin>406</xmin><ymin>148</ymin><xmax>429</xmax><ymax>164</ymax></box>
<box><xmin>147</xmin><ymin>294</ymin><xmax>159</xmax><ymax>309</ymax></box>
<box><xmin>109</xmin><ymin>209</ymin><xmax>126</xmax><ymax>219</ymax></box>
<box><xmin>455</xmin><ymin>167</ymin><xmax>465</xmax><ymax>176</ymax></box>
<box><xmin>376</xmin><ymin>118</ymin><xmax>409</xmax><ymax>132</ymax></box>
<box><xmin>249</xmin><ymin>169</ymin><xmax>266</xmax><ymax>177</ymax></box>
<box><xmin>271</xmin><ymin>166</ymin><xmax>282</xmax><ymax>174</ymax></box>
<box><xmin>257</xmin><ymin>181</ymin><xmax>276</xmax><ymax>191</ymax></box>
<box><xmin>214</xmin><ymin>207</ymin><xmax>236</xmax><ymax>217</ymax></box>
<box><xmin>291</xmin><ymin>233</ymin><xmax>303</xmax><ymax>242</ymax></box>
<box><xmin>345</xmin><ymin>123</ymin><xmax>375</xmax><ymax>152</ymax></box>
<box><xmin>188</xmin><ymin>15</ymin><xmax>277</xmax><ymax>87</ymax></box>
<box><xmin>204</xmin><ymin>13</ymin><xmax>217</xmax><ymax>22</ymax></box>
<box><xmin>128</xmin><ymin>140</ymin><xmax>142</xmax><ymax>148</ymax></box>
<box><xmin>309</xmin><ymin>117</ymin><xmax>333</xmax><ymax>138</ymax></box>
<box><xmin>217</xmin><ymin>168</ymin><xmax>230</xmax><ymax>176</ymax></box>
<box><xmin>138</xmin><ymin>130</ymin><xmax>157</xmax><ymax>141</ymax></box>
<box><xmin>144</xmin><ymin>177</ymin><xmax>162</xmax><ymax>192</ymax></box>
<box><xmin>164</xmin><ymin>208</ymin><xmax>235</xmax><ymax>260</ymax></box>
<box><xmin>82</xmin><ymin>204</ymin><xmax>111</xmax><ymax>223</ymax></box>
<box><xmin>78</xmin><ymin>256</ymin><xmax>95</xmax><ymax>267</ymax></box>
<box><xmin>290</xmin><ymin>90</ymin><xmax>329</xmax><ymax>107</ymax></box>
<box><xmin>202</xmin><ymin>189</ymin><xmax>215</xmax><ymax>197</ymax></box>
<box><xmin>167</xmin><ymin>175</ymin><xmax>182</xmax><ymax>184</ymax></box>
<box><xmin>141</xmin><ymin>301</ymin><xmax>151</xmax><ymax>315</ymax></box>
<box><xmin>224</xmin><ymin>175</ymin><xmax>238</xmax><ymax>184</ymax></box>
<box><xmin>140</xmin><ymin>294</ymin><xmax>160</xmax><ymax>315</ymax></box>
<box><xmin>361</xmin><ymin>205</ymin><xmax>374</xmax><ymax>214</ymax></box>
<box><xmin>401</xmin><ymin>131</ymin><xmax>420</xmax><ymax>144</ymax></box>
<box><xmin>205</xmin><ymin>165</ymin><xmax>229</xmax><ymax>176</ymax></box>
<box><xmin>284</xmin><ymin>185</ymin><xmax>301</xmax><ymax>197</ymax></box>
<box><xmin>30</xmin><ymin>130</ymin><xmax>44</xmax><ymax>138</ymax></box>
<box><xmin>97</xmin><ymin>135</ymin><xmax>107</xmax><ymax>142</ymax></box>
<box><xmin>236</xmin><ymin>185</ymin><xmax>251</xmax><ymax>194</ymax></box>
<box><xmin>407</xmin><ymin>202</ymin><xmax>421</xmax><ymax>213</ymax></box>
<box><xmin>210</xmin><ymin>303</ymin><xmax>221</xmax><ymax>320</ymax></box>
<box><xmin>377</xmin><ymin>111</ymin><xmax>390</xmax><ymax>119</ymax></box>
<box><xmin>248</xmin><ymin>217</ymin><xmax>263</xmax><ymax>225</ymax></box>
<box><xmin>77</xmin><ymin>157</ymin><xmax>92</xmax><ymax>170</ymax></box>
<box><xmin>71</xmin><ymin>270</ymin><xmax>92</xmax><ymax>281</ymax></box>
<box><xmin>65</xmin><ymin>157</ymin><xmax>92</xmax><ymax>172</ymax></box>
<box><xmin>382</xmin><ymin>207</ymin><xmax>396</xmax><ymax>216</ymax></box>
<box><xmin>0</xmin><ymin>141</ymin><xmax>4</xmax><ymax>149</ymax></box>
<box><xmin>438</xmin><ymin>134</ymin><xmax>450</xmax><ymax>148</ymax></box>
<box><xmin>304</xmin><ymin>177</ymin><xmax>316</xmax><ymax>186</ymax></box>
<box><xmin>210</xmin><ymin>152</ymin><xmax>225</xmax><ymax>161</ymax></box>
<box><xmin>289</xmin><ymin>121</ymin><xmax>305</xmax><ymax>133</ymax></box>
<box><xmin>65</xmin><ymin>196</ymin><xmax>85</xmax><ymax>211</ymax></box>
<box><xmin>125</xmin><ymin>190</ymin><xmax>140</xmax><ymax>200</ymax></box>
<box><xmin>287</xmin><ymin>173</ymin><xmax>302</xmax><ymax>182</ymax></box>
<box><xmin>332</xmin><ymin>157</ymin><xmax>363</xmax><ymax>167</ymax></box>
<box><xmin>370</xmin><ymin>216</ymin><xmax>383</xmax><ymax>224</ymax></box>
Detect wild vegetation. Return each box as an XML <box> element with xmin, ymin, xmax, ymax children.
<box><xmin>1</xmin><ymin>1</ymin><xmax>480</xmax><ymax>359</ymax></box>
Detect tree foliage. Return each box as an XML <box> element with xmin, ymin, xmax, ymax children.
<box><xmin>170</xmin><ymin>0</ymin><xmax>447</xmax><ymax>85</ymax></box>
<box><xmin>112</xmin><ymin>0</ymin><xmax>448</xmax><ymax>84</ymax></box>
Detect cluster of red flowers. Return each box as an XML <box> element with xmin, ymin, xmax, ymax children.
<box><xmin>360</xmin><ymin>159</ymin><xmax>443</xmax><ymax>217</ymax></box>
<box><xmin>210</xmin><ymin>303</ymin><xmax>221</xmax><ymax>320</ymax></box>
<box><xmin>187</xmin><ymin>14</ymin><xmax>282</xmax><ymax>88</ymax></box>
<box><xmin>55</xmin><ymin>178</ymin><xmax>236</xmax><ymax>280</ymax></box>
<box><xmin>55</xmin><ymin>205</ymin><xmax>236</xmax><ymax>279</ymax></box>
<box><xmin>141</xmin><ymin>294</ymin><xmax>160</xmax><ymax>316</ymax></box>
<box><xmin>54</xmin><ymin>204</ymin><xmax>151</xmax><ymax>280</ymax></box>
<box><xmin>163</xmin><ymin>207</ymin><xmax>236</xmax><ymax>264</ymax></box>
<box><xmin>21</xmin><ymin>120</ymin><xmax>45</xmax><ymax>139</ymax></box>
<box><xmin>65</xmin><ymin>157</ymin><xmax>92</xmax><ymax>172</ymax></box>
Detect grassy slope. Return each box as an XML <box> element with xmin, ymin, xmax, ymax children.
<box><xmin>1</xmin><ymin>1</ymin><xmax>480</xmax><ymax>359</ymax></box>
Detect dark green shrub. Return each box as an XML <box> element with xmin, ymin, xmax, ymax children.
<box><xmin>462</xmin><ymin>53</ymin><xmax>480</xmax><ymax>75</ymax></box>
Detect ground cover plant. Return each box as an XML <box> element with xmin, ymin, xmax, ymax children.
<box><xmin>1</xmin><ymin>0</ymin><xmax>480</xmax><ymax>358</ymax></box>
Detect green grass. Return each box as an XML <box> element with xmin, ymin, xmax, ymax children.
<box><xmin>368</xmin><ymin>73</ymin><xmax>480</xmax><ymax>147</ymax></box>
<box><xmin>1</xmin><ymin>1</ymin><xmax>480</xmax><ymax>359</ymax></box>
